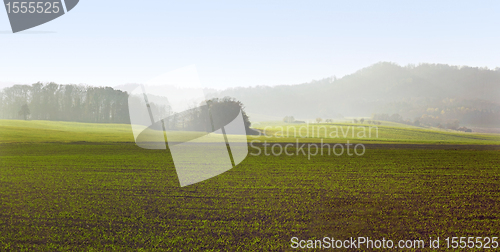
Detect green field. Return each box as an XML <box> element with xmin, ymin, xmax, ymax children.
<box><xmin>1</xmin><ymin>120</ymin><xmax>500</xmax><ymax>145</ymax></box>
<box><xmin>1</xmin><ymin>120</ymin><xmax>499</xmax><ymax>250</ymax></box>
<box><xmin>252</xmin><ymin>121</ymin><xmax>500</xmax><ymax>145</ymax></box>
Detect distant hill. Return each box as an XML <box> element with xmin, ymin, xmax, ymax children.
<box><xmin>207</xmin><ymin>62</ymin><xmax>500</xmax><ymax>127</ymax></box>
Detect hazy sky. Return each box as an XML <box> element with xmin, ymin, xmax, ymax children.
<box><xmin>1</xmin><ymin>0</ymin><xmax>499</xmax><ymax>89</ymax></box>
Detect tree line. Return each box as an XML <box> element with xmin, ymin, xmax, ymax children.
<box><xmin>0</xmin><ymin>83</ymin><xmax>254</xmax><ymax>134</ymax></box>
<box><xmin>0</xmin><ymin>83</ymin><xmax>131</xmax><ymax>123</ymax></box>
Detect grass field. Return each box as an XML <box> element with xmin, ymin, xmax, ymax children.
<box><xmin>1</xmin><ymin>120</ymin><xmax>499</xmax><ymax>250</ymax></box>
<box><xmin>1</xmin><ymin>120</ymin><xmax>500</xmax><ymax>145</ymax></box>
<box><xmin>252</xmin><ymin>121</ymin><xmax>500</xmax><ymax>145</ymax></box>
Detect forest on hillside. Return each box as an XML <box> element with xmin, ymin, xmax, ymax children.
<box><xmin>208</xmin><ymin>62</ymin><xmax>500</xmax><ymax>127</ymax></box>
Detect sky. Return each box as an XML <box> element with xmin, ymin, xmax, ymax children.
<box><xmin>1</xmin><ymin>0</ymin><xmax>500</xmax><ymax>89</ymax></box>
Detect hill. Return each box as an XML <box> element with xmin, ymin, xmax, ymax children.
<box><xmin>209</xmin><ymin>62</ymin><xmax>500</xmax><ymax>127</ymax></box>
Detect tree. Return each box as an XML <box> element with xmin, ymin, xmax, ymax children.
<box><xmin>353</xmin><ymin>119</ymin><xmax>358</xmax><ymax>124</ymax></box>
<box><xmin>283</xmin><ymin>116</ymin><xmax>295</xmax><ymax>123</ymax></box>
<box><xmin>389</xmin><ymin>114</ymin><xmax>403</xmax><ymax>122</ymax></box>
<box><xmin>18</xmin><ymin>104</ymin><xmax>30</xmax><ymax>120</ymax></box>
<box><xmin>360</xmin><ymin>118</ymin><xmax>365</xmax><ymax>124</ymax></box>
<box><xmin>445</xmin><ymin>120</ymin><xmax>460</xmax><ymax>130</ymax></box>
<box><xmin>316</xmin><ymin>117</ymin><xmax>323</xmax><ymax>123</ymax></box>
<box><xmin>179</xmin><ymin>97</ymin><xmax>252</xmax><ymax>133</ymax></box>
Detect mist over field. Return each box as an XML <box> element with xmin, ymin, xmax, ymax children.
<box><xmin>207</xmin><ymin>62</ymin><xmax>500</xmax><ymax>127</ymax></box>
<box><xmin>2</xmin><ymin>62</ymin><xmax>498</xmax><ymax>131</ymax></box>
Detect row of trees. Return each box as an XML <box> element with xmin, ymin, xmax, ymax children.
<box><xmin>351</xmin><ymin>118</ymin><xmax>382</xmax><ymax>125</ymax></box>
<box><xmin>0</xmin><ymin>83</ymin><xmax>253</xmax><ymax>133</ymax></box>
<box><xmin>1</xmin><ymin>83</ymin><xmax>135</xmax><ymax>123</ymax></box>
